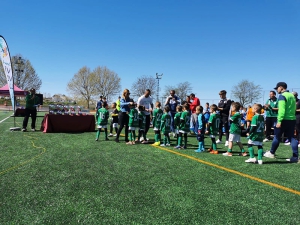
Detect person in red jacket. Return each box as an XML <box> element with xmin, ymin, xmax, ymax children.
<box><xmin>189</xmin><ymin>93</ymin><xmax>200</xmax><ymax>132</ymax></box>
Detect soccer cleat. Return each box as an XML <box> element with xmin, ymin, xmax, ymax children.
<box><xmin>22</xmin><ymin>128</ymin><xmax>27</xmax><ymax>132</ymax></box>
<box><xmin>263</xmin><ymin>138</ymin><xmax>270</xmax><ymax>142</ymax></box>
<box><xmin>239</xmin><ymin>152</ymin><xmax>248</xmax><ymax>157</ymax></box>
<box><xmin>258</xmin><ymin>160</ymin><xmax>263</xmax><ymax>165</ymax></box>
<box><xmin>284</xmin><ymin>142</ymin><xmax>290</xmax><ymax>146</ymax></box>
<box><xmin>183</xmin><ymin>146</ymin><xmax>187</xmax><ymax>149</ymax></box>
<box><xmin>152</xmin><ymin>142</ymin><xmax>160</xmax><ymax>146</ymax></box>
<box><xmin>216</xmin><ymin>139</ymin><xmax>222</xmax><ymax>144</ymax></box>
<box><xmin>140</xmin><ymin>137</ymin><xmax>144</xmax><ymax>142</ymax></box>
<box><xmin>95</xmin><ymin>138</ymin><xmax>98</xmax><ymax>141</ymax></box>
<box><xmin>207</xmin><ymin>148</ymin><xmax>213</xmax><ymax>152</ymax></box>
<box><xmin>142</xmin><ymin>140</ymin><xmax>148</xmax><ymax>144</ymax></box>
<box><xmin>210</xmin><ymin>150</ymin><xmax>218</xmax><ymax>154</ymax></box>
<box><xmin>160</xmin><ymin>144</ymin><xmax>166</xmax><ymax>147</ymax></box>
<box><xmin>166</xmin><ymin>143</ymin><xmax>170</xmax><ymax>146</ymax></box>
<box><xmin>174</xmin><ymin>145</ymin><xmax>182</xmax><ymax>149</ymax></box>
<box><xmin>298</xmin><ymin>143</ymin><xmax>300</xmax><ymax>148</ymax></box>
<box><xmin>31</xmin><ymin>128</ymin><xmax>36</xmax><ymax>132</ymax></box>
<box><xmin>225</xmin><ymin>141</ymin><xmax>229</xmax><ymax>146</ymax></box>
<box><xmin>113</xmin><ymin>134</ymin><xmax>117</xmax><ymax>137</ymax></box>
<box><xmin>115</xmin><ymin>138</ymin><xmax>120</xmax><ymax>143</ymax></box>
<box><xmin>286</xmin><ymin>157</ymin><xmax>299</xmax><ymax>163</ymax></box>
<box><xmin>108</xmin><ymin>133</ymin><xmax>113</xmax><ymax>137</ymax></box>
<box><xmin>264</xmin><ymin>151</ymin><xmax>275</xmax><ymax>158</ymax></box>
<box><xmin>245</xmin><ymin>157</ymin><xmax>256</xmax><ymax>163</ymax></box>
<box><xmin>222</xmin><ymin>152</ymin><xmax>233</xmax><ymax>156</ymax></box>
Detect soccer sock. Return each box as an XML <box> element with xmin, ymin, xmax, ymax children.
<box><xmin>155</xmin><ymin>134</ymin><xmax>159</xmax><ymax>142</ymax></box>
<box><xmin>198</xmin><ymin>142</ymin><xmax>202</xmax><ymax>150</ymax></box>
<box><xmin>241</xmin><ymin>148</ymin><xmax>245</xmax><ymax>153</ymax></box>
<box><xmin>184</xmin><ymin>134</ymin><xmax>187</xmax><ymax>147</ymax></box>
<box><xmin>212</xmin><ymin>143</ymin><xmax>217</xmax><ymax>150</ymax></box>
<box><xmin>258</xmin><ymin>148</ymin><xmax>263</xmax><ymax>160</ymax></box>
<box><xmin>164</xmin><ymin>136</ymin><xmax>167</xmax><ymax>144</ymax></box>
<box><xmin>104</xmin><ymin>128</ymin><xmax>107</xmax><ymax>138</ymax></box>
<box><xmin>248</xmin><ymin>146</ymin><xmax>254</xmax><ymax>158</ymax></box>
<box><xmin>167</xmin><ymin>135</ymin><xmax>170</xmax><ymax>144</ymax></box>
<box><xmin>129</xmin><ymin>132</ymin><xmax>133</xmax><ymax>141</ymax></box>
<box><xmin>133</xmin><ymin>131</ymin><xmax>136</xmax><ymax>141</ymax></box>
<box><xmin>178</xmin><ymin>137</ymin><xmax>182</xmax><ymax>146</ymax></box>
<box><xmin>115</xmin><ymin>127</ymin><xmax>118</xmax><ymax>133</ymax></box>
<box><xmin>96</xmin><ymin>129</ymin><xmax>100</xmax><ymax>139</ymax></box>
<box><xmin>228</xmin><ymin>148</ymin><xmax>232</xmax><ymax>153</ymax></box>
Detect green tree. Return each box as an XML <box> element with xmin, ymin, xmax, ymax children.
<box><xmin>0</xmin><ymin>54</ymin><xmax>42</xmax><ymax>91</ymax></box>
<box><xmin>231</xmin><ymin>79</ymin><xmax>262</xmax><ymax>106</ymax></box>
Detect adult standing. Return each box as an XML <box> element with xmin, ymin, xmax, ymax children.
<box><xmin>264</xmin><ymin>82</ymin><xmax>298</xmax><ymax>163</ymax></box>
<box><xmin>164</xmin><ymin>90</ymin><xmax>181</xmax><ymax>135</ymax></box>
<box><xmin>137</xmin><ymin>89</ymin><xmax>153</xmax><ymax>137</ymax></box>
<box><xmin>263</xmin><ymin>91</ymin><xmax>278</xmax><ymax>142</ymax></box>
<box><xmin>217</xmin><ymin>90</ymin><xmax>232</xmax><ymax>146</ymax></box>
<box><xmin>189</xmin><ymin>93</ymin><xmax>200</xmax><ymax>132</ymax></box>
<box><xmin>115</xmin><ymin>89</ymin><xmax>133</xmax><ymax>143</ymax></box>
<box><xmin>96</xmin><ymin>95</ymin><xmax>103</xmax><ymax>110</ymax></box>
<box><xmin>293</xmin><ymin>92</ymin><xmax>300</xmax><ymax>147</ymax></box>
<box><xmin>22</xmin><ymin>88</ymin><xmax>40</xmax><ymax>132</ymax></box>
<box><xmin>116</xmin><ymin>96</ymin><xmax>121</xmax><ymax>111</ymax></box>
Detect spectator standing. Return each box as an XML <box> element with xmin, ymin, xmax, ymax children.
<box><xmin>22</xmin><ymin>88</ymin><xmax>40</xmax><ymax>132</ymax></box>
<box><xmin>164</xmin><ymin>90</ymin><xmax>181</xmax><ymax>136</ymax></box>
<box><xmin>189</xmin><ymin>93</ymin><xmax>200</xmax><ymax>132</ymax></box>
<box><xmin>96</xmin><ymin>95</ymin><xmax>103</xmax><ymax>110</ymax></box>
<box><xmin>137</xmin><ymin>89</ymin><xmax>153</xmax><ymax>137</ymax></box>
<box><xmin>293</xmin><ymin>92</ymin><xmax>300</xmax><ymax>147</ymax></box>
<box><xmin>115</xmin><ymin>89</ymin><xmax>134</xmax><ymax>143</ymax></box>
<box><xmin>217</xmin><ymin>90</ymin><xmax>232</xmax><ymax>146</ymax></box>
<box><xmin>263</xmin><ymin>91</ymin><xmax>278</xmax><ymax>142</ymax></box>
<box><xmin>264</xmin><ymin>82</ymin><xmax>298</xmax><ymax>163</ymax></box>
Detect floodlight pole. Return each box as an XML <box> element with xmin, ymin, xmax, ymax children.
<box><xmin>156</xmin><ymin>73</ymin><xmax>163</xmax><ymax>102</ymax></box>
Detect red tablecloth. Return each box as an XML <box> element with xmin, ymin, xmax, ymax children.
<box><xmin>41</xmin><ymin>114</ymin><xmax>95</xmax><ymax>133</ymax></box>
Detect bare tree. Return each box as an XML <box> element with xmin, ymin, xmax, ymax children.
<box><xmin>93</xmin><ymin>66</ymin><xmax>121</xmax><ymax>102</ymax></box>
<box><xmin>163</xmin><ymin>81</ymin><xmax>193</xmax><ymax>100</ymax></box>
<box><xmin>67</xmin><ymin>66</ymin><xmax>98</xmax><ymax>108</ymax></box>
<box><xmin>131</xmin><ymin>75</ymin><xmax>157</xmax><ymax>100</ymax></box>
<box><xmin>231</xmin><ymin>79</ymin><xmax>262</xmax><ymax>106</ymax></box>
<box><xmin>0</xmin><ymin>54</ymin><xmax>42</xmax><ymax>91</ymax></box>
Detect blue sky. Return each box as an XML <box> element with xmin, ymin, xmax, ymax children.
<box><xmin>1</xmin><ymin>0</ymin><xmax>300</xmax><ymax>104</ymax></box>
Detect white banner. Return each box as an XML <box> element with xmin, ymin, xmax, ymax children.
<box><xmin>0</xmin><ymin>35</ymin><xmax>15</xmax><ymax>112</ymax></box>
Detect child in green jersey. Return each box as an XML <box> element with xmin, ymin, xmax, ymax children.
<box><xmin>175</xmin><ymin>104</ymin><xmax>191</xmax><ymax>149</ymax></box>
<box><xmin>223</xmin><ymin>102</ymin><xmax>246</xmax><ymax>156</ymax></box>
<box><xmin>173</xmin><ymin>105</ymin><xmax>183</xmax><ymax>147</ymax></box>
<box><xmin>205</xmin><ymin>104</ymin><xmax>220</xmax><ymax>154</ymax></box>
<box><xmin>160</xmin><ymin>106</ymin><xmax>171</xmax><ymax>146</ymax></box>
<box><xmin>127</xmin><ymin>103</ymin><xmax>139</xmax><ymax>145</ymax></box>
<box><xmin>137</xmin><ymin>105</ymin><xmax>148</xmax><ymax>144</ymax></box>
<box><xmin>152</xmin><ymin>102</ymin><xmax>163</xmax><ymax>146</ymax></box>
<box><xmin>95</xmin><ymin>102</ymin><xmax>110</xmax><ymax>141</ymax></box>
<box><xmin>245</xmin><ymin>104</ymin><xmax>265</xmax><ymax>164</ymax></box>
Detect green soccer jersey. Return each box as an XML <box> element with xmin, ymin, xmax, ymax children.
<box><xmin>25</xmin><ymin>94</ymin><xmax>40</xmax><ymax>110</ymax></box>
<box><xmin>139</xmin><ymin>111</ymin><xmax>146</xmax><ymax>130</ymax></box>
<box><xmin>174</xmin><ymin>112</ymin><xmax>182</xmax><ymax>129</ymax></box>
<box><xmin>96</xmin><ymin>107</ymin><xmax>109</xmax><ymax>126</ymax></box>
<box><xmin>265</xmin><ymin>98</ymin><xmax>278</xmax><ymax>117</ymax></box>
<box><xmin>208</xmin><ymin>113</ymin><xmax>220</xmax><ymax>135</ymax></box>
<box><xmin>249</xmin><ymin>114</ymin><xmax>265</xmax><ymax>142</ymax></box>
<box><xmin>152</xmin><ymin>108</ymin><xmax>163</xmax><ymax>129</ymax></box>
<box><xmin>128</xmin><ymin>108</ymin><xmax>139</xmax><ymax>127</ymax></box>
<box><xmin>160</xmin><ymin>113</ymin><xmax>171</xmax><ymax>134</ymax></box>
<box><xmin>229</xmin><ymin>112</ymin><xmax>241</xmax><ymax>134</ymax></box>
<box><xmin>179</xmin><ymin>110</ymin><xmax>191</xmax><ymax>132</ymax></box>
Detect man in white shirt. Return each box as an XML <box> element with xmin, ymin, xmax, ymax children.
<box><xmin>137</xmin><ymin>89</ymin><xmax>153</xmax><ymax>136</ymax></box>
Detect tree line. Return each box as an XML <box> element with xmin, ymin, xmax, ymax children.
<box><xmin>0</xmin><ymin>54</ymin><xmax>263</xmax><ymax>108</ymax></box>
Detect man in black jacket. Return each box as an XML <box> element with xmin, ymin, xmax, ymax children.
<box><xmin>216</xmin><ymin>90</ymin><xmax>232</xmax><ymax>146</ymax></box>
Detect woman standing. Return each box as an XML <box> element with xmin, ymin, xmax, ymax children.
<box><xmin>115</xmin><ymin>89</ymin><xmax>134</xmax><ymax>143</ymax></box>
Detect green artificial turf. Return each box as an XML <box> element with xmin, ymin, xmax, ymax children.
<box><xmin>0</xmin><ymin>112</ymin><xmax>299</xmax><ymax>224</ymax></box>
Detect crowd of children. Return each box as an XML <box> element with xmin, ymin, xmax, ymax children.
<box><xmin>95</xmin><ymin>87</ymin><xmax>299</xmax><ymax>164</ymax></box>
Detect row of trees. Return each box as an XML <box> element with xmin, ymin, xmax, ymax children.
<box><xmin>0</xmin><ymin>54</ymin><xmax>263</xmax><ymax>108</ymax></box>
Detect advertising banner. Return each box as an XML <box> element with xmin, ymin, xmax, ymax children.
<box><xmin>0</xmin><ymin>35</ymin><xmax>15</xmax><ymax>112</ymax></box>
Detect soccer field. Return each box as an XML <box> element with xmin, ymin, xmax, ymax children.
<box><xmin>0</xmin><ymin>111</ymin><xmax>299</xmax><ymax>224</ymax></box>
